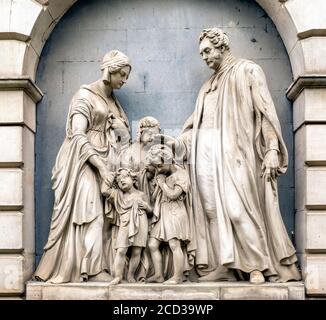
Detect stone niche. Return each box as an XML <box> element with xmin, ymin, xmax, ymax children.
<box><xmin>28</xmin><ymin>0</ymin><xmax>302</xmax><ymax>300</ymax></box>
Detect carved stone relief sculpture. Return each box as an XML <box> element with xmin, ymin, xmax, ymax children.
<box><xmin>33</xmin><ymin>28</ymin><xmax>301</xmax><ymax>287</ymax></box>
<box><xmin>159</xmin><ymin>28</ymin><xmax>301</xmax><ymax>284</ymax></box>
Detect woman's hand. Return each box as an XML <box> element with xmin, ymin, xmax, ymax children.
<box><xmin>99</xmin><ymin>166</ymin><xmax>115</xmax><ymax>188</ymax></box>
<box><xmin>111</xmin><ymin>117</ymin><xmax>125</xmax><ymax>129</ymax></box>
<box><xmin>261</xmin><ymin>150</ymin><xmax>279</xmax><ymax>181</ymax></box>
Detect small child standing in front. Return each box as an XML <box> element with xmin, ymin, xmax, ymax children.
<box><xmin>102</xmin><ymin>168</ymin><xmax>152</xmax><ymax>285</ymax></box>
<box><xmin>146</xmin><ymin>144</ymin><xmax>191</xmax><ymax>284</ymax></box>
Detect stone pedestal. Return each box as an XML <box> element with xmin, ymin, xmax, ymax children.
<box><xmin>26</xmin><ymin>281</ymin><xmax>305</xmax><ymax>300</ymax></box>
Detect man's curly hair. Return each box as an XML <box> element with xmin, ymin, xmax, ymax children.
<box><xmin>199</xmin><ymin>27</ymin><xmax>230</xmax><ymax>50</ymax></box>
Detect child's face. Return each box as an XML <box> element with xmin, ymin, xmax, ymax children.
<box><xmin>141</xmin><ymin>126</ymin><xmax>160</xmax><ymax>146</ymax></box>
<box><xmin>117</xmin><ymin>172</ymin><xmax>133</xmax><ymax>192</ymax></box>
<box><xmin>156</xmin><ymin>163</ymin><xmax>171</xmax><ymax>174</ymax></box>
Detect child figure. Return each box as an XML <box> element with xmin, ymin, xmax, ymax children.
<box><xmin>102</xmin><ymin>168</ymin><xmax>152</xmax><ymax>285</ymax></box>
<box><xmin>146</xmin><ymin>144</ymin><xmax>191</xmax><ymax>285</ymax></box>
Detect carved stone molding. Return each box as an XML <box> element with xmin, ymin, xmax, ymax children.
<box><xmin>286</xmin><ymin>75</ymin><xmax>326</xmax><ymax>101</ymax></box>
<box><xmin>0</xmin><ymin>77</ymin><xmax>43</xmax><ymax>103</ymax></box>
<box><xmin>0</xmin><ymin>32</ymin><xmax>31</xmax><ymax>42</ymax></box>
<box><xmin>34</xmin><ymin>0</ymin><xmax>49</xmax><ymax>5</ymax></box>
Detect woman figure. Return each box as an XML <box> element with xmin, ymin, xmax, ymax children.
<box><xmin>33</xmin><ymin>50</ymin><xmax>131</xmax><ymax>283</ymax></box>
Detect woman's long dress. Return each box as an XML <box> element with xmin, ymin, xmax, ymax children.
<box><xmin>34</xmin><ymin>84</ymin><xmax>130</xmax><ymax>283</ymax></box>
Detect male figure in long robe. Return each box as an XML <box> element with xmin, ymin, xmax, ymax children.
<box><xmin>166</xmin><ymin>28</ymin><xmax>301</xmax><ymax>283</ymax></box>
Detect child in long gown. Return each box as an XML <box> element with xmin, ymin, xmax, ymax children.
<box><xmin>102</xmin><ymin>168</ymin><xmax>152</xmax><ymax>285</ymax></box>
<box><xmin>146</xmin><ymin>144</ymin><xmax>192</xmax><ymax>284</ymax></box>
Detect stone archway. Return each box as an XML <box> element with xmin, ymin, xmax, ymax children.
<box><xmin>33</xmin><ymin>0</ymin><xmax>296</xmax><ymax>268</ymax></box>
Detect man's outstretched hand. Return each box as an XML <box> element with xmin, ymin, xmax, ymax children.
<box><xmin>153</xmin><ymin>134</ymin><xmax>178</xmax><ymax>148</ymax></box>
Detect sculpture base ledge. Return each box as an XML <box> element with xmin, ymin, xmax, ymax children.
<box><xmin>26</xmin><ymin>281</ymin><xmax>305</xmax><ymax>300</ymax></box>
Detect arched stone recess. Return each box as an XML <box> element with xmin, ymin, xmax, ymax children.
<box><xmin>2</xmin><ymin>1</ymin><xmax>326</xmax><ymax>85</ymax></box>
<box><xmin>34</xmin><ymin>0</ymin><xmax>295</xmax><ymax>255</ymax></box>
<box><xmin>23</xmin><ymin>0</ymin><xmax>303</xmax><ymax>81</ymax></box>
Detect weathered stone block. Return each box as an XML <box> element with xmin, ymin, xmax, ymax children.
<box><xmin>0</xmin><ymin>40</ymin><xmax>26</xmax><ymax>76</ymax></box>
<box><xmin>220</xmin><ymin>285</ymin><xmax>288</xmax><ymax>300</ymax></box>
<box><xmin>306</xmin><ymin>168</ymin><xmax>326</xmax><ymax>209</ymax></box>
<box><xmin>296</xmin><ymin>167</ymin><xmax>326</xmax><ymax>210</ymax></box>
<box><xmin>295</xmin><ymin>124</ymin><xmax>326</xmax><ymax>166</ymax></box>
<box><xmin>294</xmin><ymin>89</ymin><xmax>326</xmax><ymax>131</ymax></box>
<box><xmin>295</xmin><ymin>210</ymin><xmax>306</xmax><ymax>254</ymax></box>
<box><xmin>0</xmin><ymin>91</ymin><xmax>36</xmax><ymax>131</ymax></box>
<box><xmin>23</xmin><ymin>45</ymin><xmax>40</xmax><ymax>81</ymax></box>
<box><xmin>26</xmin><ymin>282</ymin><xmax>305</xmax><ymax>300</ymax></box>
<box><xmin>0</xmin><ymin>169</ymin><xmax>23</xmax><ymax>209</ymax></box>
<box><xmin>288</xmin><ymin>282</ymin><xmax>306</xmax><ymax>300</ymax></box>
<box><xmin>305</xmin><ymin>125</ymin><xmax>326</xmax><ymax>165</ymax></box>
<box><xmin>31</xmin><ymin>282</ymin><xmax>110</xmax><ymax>300</ymax></box>
<box><xmin>0</xmin><ymin>126</ymin><xmax>23</xmax><ymax>166</ymax></box>
<box><xmin>9</xmin><ymin>0</ymin><xmax>43</xmax><ymax>37</ymax></box>
<box><xmin>290</xmin><ymin>37</ymin><xmax>326</xmax><ymax>80</ymax></box>
<box><xmin>302</xmin><ymin>254</ymin><xmax>326</xmax><ymax>296</ymax></box>
<box><xmin>30</xmin><ymin>8</ymin><xmax>55</xmax><ymax>56</ymax></box>
<box><xmin>306</xmin><ymin>212</ymin><xmax>326</xmax><ymax>251</ymax></box>
<box><xmin>0</xmin><ymin>255</ymin><xmax>24</xmax><ymax>294</ymax></box>
<box><xmin>0</xmin><ymin>0</ymin><xmax>11</xmax><ymax>34</ymax></box>
<box><xmin>295</xmin><ymin>168</ymin><xmax>306</xmax><ymax>212</ymax></box>
<box><xmin>22</xmin><ymin>127</ymin><xmax>35</xmax><ymax>255</ymax></box>
<box><xmin>295</xmin><ymin>210</ymin><xmax>326</xmax><ymax>253</ymax></box>
<box><xmin>285</xmin><ymin>0</ymin><xmax>326</xmax><ymax>36</ymax></box>
<box><xmin>161</xmin><ymin>284</ymin><xmax>219</xmax><ymax>300</ymax></box>
<box><xmin>47</xmin><ymin>0</ymin><xmax>77</xmax><ymax>20</ymax></box>
<box><xmin>294</xmin><ymin>127</ymin><xmax>305</xmax><ymax>172</ymax></box>
<box><xmin>109</xmin><ymin>284</ymin><xmax>162</xmax><ymax>300</ymax></box>
<box><xmin>0</xmin><ymin>212</ymin><xmax>23</xmax><ymax>251</ymax></box>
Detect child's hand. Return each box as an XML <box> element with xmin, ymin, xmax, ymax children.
<box><xmin>137</xmin><ymin>200</ymin><xmax>148</xmax><ymax>211</ymax></box>
<box><xmin>156</xmin><ymin>174</ymin><xmax>165</xmax><ymax>186</ymax></box>
<box><xmin>145</xmin><ymin>164</ymin><xmax>155</xmax><ymax>173</ymax></box>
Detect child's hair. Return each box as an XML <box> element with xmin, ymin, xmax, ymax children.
<box><xmin>136</xmin><ymin>116</ymin><xmax>161</xmax><ymax>142</ymax></box>
<box><xmin>146</xmin><ymin>144</ymin><xmax>174</xmax><ymax>166</ymax></box>
<box><xmin>115</xmin><ymin>168</ymin><xmax>139</xmax><ymax>188</ymax></box>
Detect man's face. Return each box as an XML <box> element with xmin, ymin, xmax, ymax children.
<box><xmin>199</xmin><ymin>38</ymin><xmax>224</xmax><ymax>70</ymax></box>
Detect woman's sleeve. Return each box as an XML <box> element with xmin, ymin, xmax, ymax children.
<box><xmin>66</xmin><ymin>92</ymin><xmax>93</xmax><ymax>138</ymax></box>
<box><xmin>65</xmin><ymin>95</ymin><xmax>99</xmax><ymax>160</ymax></box>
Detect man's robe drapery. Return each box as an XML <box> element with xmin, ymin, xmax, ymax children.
<box><xmin>180</xmin><ymin>57</ymin><xmax>301</xmax><ymax>282</ymax></box>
